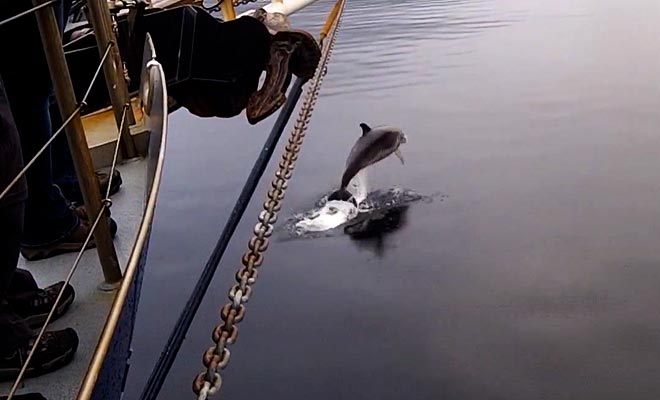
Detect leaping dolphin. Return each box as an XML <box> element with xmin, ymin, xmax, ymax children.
<box><xmin>327</xmin><ymin>123</ymin><xmax>407</xmax><ymax>203</ymax></box>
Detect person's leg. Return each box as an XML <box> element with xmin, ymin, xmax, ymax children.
<box><xmin>49</xmin><ymin>0</ymin><xmax>85</xmax><ymax>203</ymax></box>
<box><xmin>51</xmin><ymin>106</ymin><xmax>123</xmax><ymax>205</ymax></box>
<box><xmin>50</xmin><ymin>105</ymin><xmax>79</xmax><ymax>201</ymax></box>
<box><xmin>0</xmin><ymin>0</ymin><xmax>79</xmax><ymax>247</ymax></box>
<box><xmin>11</xmin><ymin>96</ymin><xmax>80</xmax><ymax>247</ymax></box>
<box><xmin>0</xmin><ymin>1</ymin><xmax>117</xmax><ymax>261</ymax></box>
<box><xmin>0</xmin><ymin>76</ymin><xmax>79</xmax><ymax>385</ymax></box>
<box><xmin>0</xmin><ymin>74</ymin><xmax>33</xmax><ymax>353</ymax></box>
<box><xmin>0</xmin><ymin>203</ymin><xmax>32</xmax><ymax>356</ymax></box>
<box><xmin>50</xmin><ymin>0</ymin><xmax>123</xmax><ymax>204</ymax></box>
<box><xmin>0</xmin><ymin>204</ymin><xmax>79</xmax><ymax>382</ymax></box>
<box><xmin>0</xmin><ymin>205</ymin><xmax>75</xmax><ymax>380</ymax></box>
<box><xmin>5</xmin><ymin>269</ymin><xmax>39</xmax><ymax>296</ymax></box>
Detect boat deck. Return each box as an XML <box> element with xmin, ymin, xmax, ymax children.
<box><xmin>84</xmin><ymin>101</ymin><xmax>151</xmax><ymax>169</ymax></box>
<box><xmin>0</xmin><ymin>120</ymin><xmax>149</xmax><ymax>398</ymax></box>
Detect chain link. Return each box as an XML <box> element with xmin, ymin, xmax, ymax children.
<box><xmin>213</xmin><ymin>0</ymin><xmax>260</xmax><ymax>8</ymax></box>
<box><xmin>197</xmin><ymin>0</ymin><xmax>258</xmax><ymax>13</ymax></box>
<box><xmin>192</xmin><ymin>1</ymin><xmax>346</xmax><ymax>398</ymax></box>
<box><xmin>232</xmin><ymin>0</ymin><xmax>259</xmax><ymax>6</ymax></box>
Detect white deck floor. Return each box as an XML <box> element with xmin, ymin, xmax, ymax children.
<box><xmin>0</xmin><ymin>158</ymin><xmax>146</xmax><ymax>399</ymax></box>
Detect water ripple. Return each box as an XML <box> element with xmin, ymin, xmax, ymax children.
<box><xmin>291</xmin><ymin>0</ymin><xmax>522</xmax><ymax>96</ymax></box>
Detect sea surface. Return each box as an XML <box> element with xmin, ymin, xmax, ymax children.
<box><xmin>124</xmin><ymin>1</ymin><xmax>660</xmax><ymax>399</ymax></box>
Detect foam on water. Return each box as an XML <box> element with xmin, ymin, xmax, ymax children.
<box><xmin>294</xmin><ymin>200</ymin><xmax>358</xmax><ymax>233</ymax></box>
<box><xmin>294</xmin><ymin>169</ymin><xmax>369</xmax><ymax>233</ymax></box>
<box><xmin>348</xmin><ymin>169</ymin><xmax>369</xmax><ymax>205</ymax></box>
<box><xmin>286</xmin><ymin>183</ymin><xmax>438</xmax><ymax>238</ymax></box>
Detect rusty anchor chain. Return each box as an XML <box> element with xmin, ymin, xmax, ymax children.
<box><xmin>212</xmin><ymin>0</ymin><xmax>260</xmax><ymax>8</ymax></box>
<box><xmin>192</xmin><ymin>1</ymin><xmax>346</xmax><ymax>398</ymax></box>
<box><xmin>232</xmin><ymin>0</ymin><xmax>259</xmax><ymax>7</ymax></box>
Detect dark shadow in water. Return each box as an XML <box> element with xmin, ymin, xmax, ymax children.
<box><xmin>343</xmin><ymin>204</ymin><xmax>410</xmax><ymax>258</ymax></box>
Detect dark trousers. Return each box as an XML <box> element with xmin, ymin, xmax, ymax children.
<box><xmin>0</xmin><ymin>0</ymin><xmax>80</xmax><ymax>246</ymax></box>
<box><xmin>51</xmin><ymin>102</ymin><xmax>80</xmax><ymax>201</ymax></box>
<box><xmin>0</xmin><ymin>203</ymin><xmax>36</xmax><ymax>355</ymax></box>
<box><xmin>47</xmin><ymin>0</ymin><xmax>79</xmax><ymax>199</ymax></box>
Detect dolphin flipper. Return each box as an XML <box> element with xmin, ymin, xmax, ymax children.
<box><xmin>395</xmin><ymin>148</ymin><xmax>405</xmax><ymax>165</ymax></box>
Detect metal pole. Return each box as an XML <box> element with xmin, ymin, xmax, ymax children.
<box><xmin>85</xmin><ymin>0</ymin><xmax>137</xmax><ymax>158</ymax></box>
<box><xmin>33</xmin><ymin>0</ymin><xmax>123</xmax><ymax>285</ymax></box>
<box><xmin>220</xmin><ymin>0</ymin><xmax>236</xmax><ymax>20</ymax></box>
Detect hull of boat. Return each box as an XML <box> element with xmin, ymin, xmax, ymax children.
<box><xmin>78</xmin><ymin>33</ymin><xmax>169</xmax><ymax>400</ymax></box>
<box><xmin>89</xmin><ymin>240</ymin><xmax>148</xmax><ymax>400</ymax></box>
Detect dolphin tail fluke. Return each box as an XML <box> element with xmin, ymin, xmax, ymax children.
<box><xmin>395</xmin><ymin>148</ymin><xmax>405</xmax><ymax>165</ymax></box>
<box><xmin>327</xmin><ymin>188</ymin><xmax>354</xmax><ymax>203</ymax></box>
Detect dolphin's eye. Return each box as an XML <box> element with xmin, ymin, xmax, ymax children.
<box><xmin>328</xmin><ymin>206</ymin><xmax>338</xmax><ymax>214</ymax></box>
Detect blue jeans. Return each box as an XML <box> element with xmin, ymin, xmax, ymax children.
<box><xmin>50</xmin><ymin>0</ymin><xmax>80</xmax><ymax>198</ymax></box>
<box><xmin>0</xmin><ymin>0</ymin><xmax>80</xmax><ymax>246</ymax></box>
<box><xmin>51</xmin><ymin>100</ymin><xmax>81</xmax><ymax>201</ymax></box>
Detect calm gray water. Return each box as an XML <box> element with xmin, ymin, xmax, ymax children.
<box><xmin>124</xmin><ymin>0</ymin><xmax>660</xmax><ymax>399</ymax></box>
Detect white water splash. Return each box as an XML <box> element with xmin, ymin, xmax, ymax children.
<box><xmin>283</xmin><ymin>186</ymin><xmax>436</xmax><ymax>238</ymax></box>
<box><xmin>295</xmin><ymin>169</ymin><xmax>370</xmax><ymax>233</ymax></box>
<box><xmin>347</xmin><ymin>169</ymin><xmax>369</xmax><ymax>205</ymax></box>
<box><xmin>294</xmin><ymin>200</ymin><xmax>358</xmax><ymax>232</ymax></box>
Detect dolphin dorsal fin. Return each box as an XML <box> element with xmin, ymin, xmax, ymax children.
<box><xmin>359</xmin><ymin>123</ymin><xmax>372</xmax><ymax>136</ymax></box>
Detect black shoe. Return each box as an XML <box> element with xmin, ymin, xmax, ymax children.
<box><xmin>70</xmin><ymin>205</ymin><xmax>115</xmax><ymax>232</ymax></box>
<box><xmin>0</xmin><ymin>393</ymin><xmax>47</xmax><ymax>400</ymax></box>
<box><xmin>7</xmin><ymin>282</ymin><xmax>75</xmax><ymax>329</ymax></box>
<box><xmin>20</xmin><ymin>214</ymin><xmax>117</xmax><ymax>261</ymax></box>
<box><xmin>63</xmin><ymin>169</ymin><xmax>123</xmax><ymax>205</ymax></box>
<box><xmin>75</xmin><ymin>205</ymin><xmax>118</xmax><ymax>238</ymax></box>
<box><xmin>0</xmin><ymin>328</ymin><xmax>79</xmax><ymax>382</ymax></box>
<box><xmin>99</xmin><ymin>169</ymin><xmax>122</xmax><ymax>199</ymax></box>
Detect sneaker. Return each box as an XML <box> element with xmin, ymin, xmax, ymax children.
<box><xmin>19</xmin><ymin>215</ymin><xmax>118</xmax><ymax>261</ymax></box>
<box><xmin>99</xmin><ymin>169</ymin><xmax>122</xmax><ymax>198</ymax></box>
<box><xmin>0</xmin><ymin>328</ymin><xmax>79</xmax><ymax>382</ymax></box>
<box><xmin>0</xmin><ymin>393</ymin><xmax>47</xmax><ymax>400</ymax></box>
<box><xmin>7</xmin><ymin>282</ymin><xmax>75</xmax><ymax>329</ymax></box>
<box><xmin>72</xmin><ymin>205</ymin><xmax>118</xmax><ymax>238</ymax></box>
<box><xmin>70</xmin><ymin>204</ymin><xmax>113</xmax><ymax>223</ymax></box>
<box><xmin>63</xmin><ymin>170</ymin><xmax>123</xmax><ymax>205</ymax></box>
